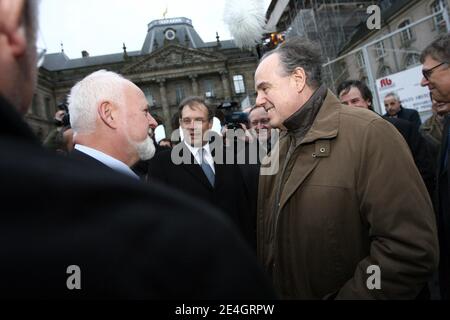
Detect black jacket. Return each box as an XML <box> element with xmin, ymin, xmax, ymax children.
<box><xmin>0</xmin><ymin>95</ymin><xmax>275</xmax><ymax>299</ymax></box>
<box><xmin>148</xmin><ymin>142</ymin><xmax>255</xmax><ymax>248</ymax></box>
<box><xmin>384</xmin><ymin>117</ymin><xmax>436</xmax><ymax>197</ymax></box>
<box><xmin>384</xmin><ymin>106</ymin><xmax>422</xmax><ymax>131</ymax></box>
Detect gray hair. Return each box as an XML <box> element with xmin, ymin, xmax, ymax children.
<box><xmin>68</xmin><ymin>70</ymin><xmax>127</xmax><ymax>134</ymax></box>
<box><xmin>420</xmin><ymin>34</ymin><xmax>450</xmax><ymax>64</ymax></box>
<box><xmin>384</xmin><ymin>91</ymin><xmax>400</xmax><ymax>102</ymax></box>
<box><xmin>261</xmin><ymin>36</ymin><xmax>323</xmax><ymax>89</ymax></box>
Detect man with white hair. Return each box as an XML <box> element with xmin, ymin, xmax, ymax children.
<box><xmin>68</xmin><ymin>70</ymin><xmax>158</xmax><ymax>179</ymax></box>
<box><xmin>383</xmin><ymin>92</ymin><xmax>422</xmax><ymax>131</ymax></box>
<box><xmin>0</xmin><ymin>0</ymin><xmax>275</xmax><ymax>299</ymax></box>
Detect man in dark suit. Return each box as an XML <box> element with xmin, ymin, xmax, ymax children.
<box><xmin>337</xmin><ymin>80</ymin><xmax>435</xmax><ymax>198</ymax></box>
<box><xmin>0</xmin><ymin>0</ymin><xmax>274</xmax><ymax>299</ymax></box>
<box><xmin>383</xmin><ymin>117</ymin><xmax>436</xmax><ymax>197</ymax></box>
<box><xmin>67</xmin><ymin>70</ymin><xmax>158</xmax><ymax>179</ymax></box>
<box><xmin>420</xmin><ymin>34</ymin><xmax>450</xmax><ymax>300</ymax></box>
<box><xmin>383</xmin><ymin>92</ymin><xmax>422</xmax><ymax>131</ymax></box>
<box><xmin>148</xmin><ymin>97</ymin><xmax>254</xmax><ymax>247</ymax></box>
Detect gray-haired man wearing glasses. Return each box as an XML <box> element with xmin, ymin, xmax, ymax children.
<box><xmin>421</xmin><ymin>34</ymin><xmax>450</xmax><ymax>300</ymax></box>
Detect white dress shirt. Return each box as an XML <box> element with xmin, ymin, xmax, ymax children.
<box><xmin>74</xmin><ymin>144</ymin><xmax>139</xmax><ymax>179</ymax></box>
<box><xmin>184</xmin><ymin>142</ymin><xmax>215</xmax><ymax>174</ymax></box>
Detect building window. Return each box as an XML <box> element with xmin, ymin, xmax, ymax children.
<box><xmin>405</xmin><ymin>53</ymin><xmax>421</xmax><ymax>68</ymax></box>
<box><xmin>431</xmin><ymin>1</ymin><xmax>446</xmax><ymax>31</ymax></box>
<box><xmin>356</xmin><ymin>51</ymin><xmax>365</xmax><ymax>69</ymax></box>
<box><xmin>45</xmin><ymin>96</ymin><xmax>52</xmax><ymax>120</ymax></box>
<box><xmin>378</xmin><ymin>65</ymin><xmax>392</xmax><ymax>78</ymax></box>
<box><xmin>143</xmin><ymin>88</ymin><xmax>156</xmax><ymax>107</ymax></box>
<box><xmin>398</xmin><ymin>20</ymin><xmax>413</xmax><ymax>44</ymax></box>
<box><xmin>176</xmin><ymin>85</ymin><xmax>185</xmax><ymax>105</ymax></box>
<box><xmin>233</xmin><ymin>75</ymin><xmax>246</xmax><ymax>94</ymax></box>
<box><xmin>204</xmin><ymin>80</ymin><xmax>215</xmax><ymax>98</ymax></box>
<box><xmin>375</xmin><ymin>40</ymin><xmax>386</xmax><ymax>58</ymax></box>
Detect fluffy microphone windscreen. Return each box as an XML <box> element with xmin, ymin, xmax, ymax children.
<box><xmin>223</xmin><ymin>0</ymin><xmax>266</xmax><ymax>49</ymax></box>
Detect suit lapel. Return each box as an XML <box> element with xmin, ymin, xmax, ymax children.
<box><xmin>180</xmin><ymin>145</ymin><xmax>214</xmax><ymax>190</ymax></box>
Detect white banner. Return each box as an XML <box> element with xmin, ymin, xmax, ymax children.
<box><xmin>376</xmin><ymin>65</ymin><xmax>431</xmax><ymax>116</ymax></box>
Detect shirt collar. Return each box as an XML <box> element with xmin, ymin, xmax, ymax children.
<box><xmin>184</xmin><ymin>141</ymin><xmax>211</xmax><ymax>157</ymax></box>
<box><xmin>74</xmin><ymin>144</ymin><xmax>139</xmax><ymax>180</ymax></box>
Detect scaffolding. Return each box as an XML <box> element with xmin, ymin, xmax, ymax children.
<box><xmin>283</xmin><ymin>0</ymin><xmax>376</xmax><ymax>60</ymax></box>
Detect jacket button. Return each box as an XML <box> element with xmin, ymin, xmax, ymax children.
<box><xmin>320</xmin><ymin>148</ymin><xmax>326</xmax><ymax>153</ymax></box>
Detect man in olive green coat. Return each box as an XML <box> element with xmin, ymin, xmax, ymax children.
<box><xmin>254</xmin><ymin>37</ymin><xmax>439</xmax><ymax>299</ymax></box>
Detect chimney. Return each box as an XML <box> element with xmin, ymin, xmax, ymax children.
<box><xmin>81</xmin><ymin>50</ymin><xmax>89</xmax><ymax>58</ymax></box>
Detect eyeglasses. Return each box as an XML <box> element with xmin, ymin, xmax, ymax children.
<box><xmin>181</xmin><ymin>118</ymin><xmax>208</xmax><ymax>125</ymax></box>
<box><xmin>251</xmin><ymin>118</ymin><xmax>270</xmax><ymax>126</ymax></box>
<box><xmin>422</xmin><ymin>62</ymin><xmax>448</xmax><ymax>80</ymax></box>
<box><xmin>36</xmin><ymin>47</ymin><xmax>47</xmax><ymax>68</ymax></box>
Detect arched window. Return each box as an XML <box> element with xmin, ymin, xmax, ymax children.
<box><xmin>375</xmin><ymin>40</ymin><xmax>386</xmax><ymax>58</ymax></box>
<box><xmin>405</xmin><ymin>53</ymin><xmax>421</xmax><ymax>68</ymax></box>
<box><xmin>378</xmin><ymin>65</ymin><xmax>392</xmax><ymax>78</ymax></box>
<box><xmin>431</xmin><ymin>0</ymin><xmax>446</xmax><ymax>31</ymax></box>
<box><xmin>398</xmin><ymin>19</ymin><xmax>413</xmax><ymax>44</ymax></box>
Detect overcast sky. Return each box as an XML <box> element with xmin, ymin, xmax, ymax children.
<box><xmin>37</xmin><ymin>0</ymin><xmax>272</xmax><ymax>59</ymax></box>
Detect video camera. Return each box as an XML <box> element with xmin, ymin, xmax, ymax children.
<box><xmin>225</xmin><ymin>112</ymin><xmax>249</xmax><ymax>130</ymax></box>
<box><xmin>218</xmin><ymin>101</ymin><xmax>248</xmax><ymax>130</ymax></box>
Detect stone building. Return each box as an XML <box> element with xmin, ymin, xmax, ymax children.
<box><xmin>337</xmin><ymin>0</ymin><xmax>449</xmax><ymax>84</ymax></box>
<box><xmin>330</xmin><ymin>0</ymin><xmax>449</xmax><ymax>115</ymax></box>
<box><xmin>29</xmin><ymin>17</ymin><xmax>259</xmax><ymax>140</ymax></box>
<box><xmin>262</xmin><ymin>0</ymin><xmax>377</xmax><ymax>62</ymax></box>
<box><xmin>262</xmin><ymin>0</ymin><xmax>449</xmax><ymax>115</ymax></box>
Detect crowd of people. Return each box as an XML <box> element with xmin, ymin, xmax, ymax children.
<box><xmin>1</xmin><ymin>0</ymin><xmax>449</xmax><ymax>300</ymax></box>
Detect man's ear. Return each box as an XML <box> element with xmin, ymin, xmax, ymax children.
<box><xmin>98</xmin><ymin>101</ymin><xmax>118</xmax><ymax>129</ymax></box>
<box><xmin>0</xmin><ymin>0</ymin><xmax>27</xmax><ymax>57</ymax></box>
<box><xmin>291</xmin><ymin>67</ymin><xmax>307</xmax><ymax>93</ymax></box>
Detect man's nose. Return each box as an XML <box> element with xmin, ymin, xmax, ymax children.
<box><xmin>255</xmin><ymin>93</ymin><xmax>266</xmax><ymax>108</ymax></box>
<box><xmin>420</xmin><ymin>76</ymin><xmax>429</xmax><ymax>87</ymax></box>
<box><xmin>147</xmin><ymin>114</ymin><xmax>158</xmax><ymax>129</ymax></box>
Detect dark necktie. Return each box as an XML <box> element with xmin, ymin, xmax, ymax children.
<box><xmin>199</xmin><ymin>148</ymin><xmax>215</xmax><ymax>187</ymax></box>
